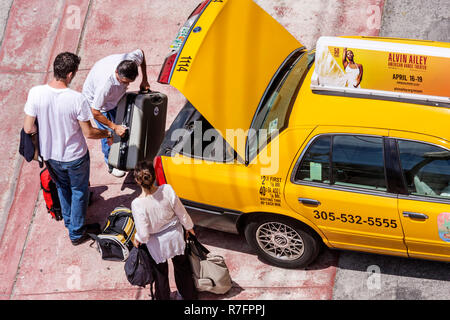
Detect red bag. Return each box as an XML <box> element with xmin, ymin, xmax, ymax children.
<box><xmin>40</xmin><ymin>168</ymin><xmax>62</xmax><ymax>221</ymax></box>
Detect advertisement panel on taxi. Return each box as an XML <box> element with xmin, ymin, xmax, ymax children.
<box><xmin>311</xmin><ymin>37</ymin><xmax>450</xmax><ymax>105</ymax></box>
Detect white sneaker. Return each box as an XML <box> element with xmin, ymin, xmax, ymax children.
<box><xmin>110</xmin><ymin>168</ymin><xmax>126</xmax><ymax>177</ymax></box>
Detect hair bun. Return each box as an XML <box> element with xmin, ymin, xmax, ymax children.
<box><xmin>133</xmin><ymin>161</ymin><xmax>156</xmax><ymax>190</ymax></box>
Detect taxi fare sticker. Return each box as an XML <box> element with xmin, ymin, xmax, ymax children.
<box><xmin>437</xmin><ymin>212</ymin><xmax>450</xmax><ymax>243</ymax></box>
<box><xmin>259</xmin><ymin>176</ymin><xmax>282</xmax><ymax>207</ymax></box>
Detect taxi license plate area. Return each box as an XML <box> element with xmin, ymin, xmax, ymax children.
<box><xmin>170</xmin><ymin>26</ymin><xmax>190</xmax><ymax>52</ymax></box>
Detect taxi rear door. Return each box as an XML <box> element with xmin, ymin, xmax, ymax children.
<box><xmin>390</xmin><ymin>130</ymin><xmax>450</xmax><ymax>262</ymax></box>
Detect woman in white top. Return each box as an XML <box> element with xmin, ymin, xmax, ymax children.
<box><xmin>342</xmin><ymin>48</ymin><xmax>363</xmax><ymax>88</ymax></box>
<box><xmin>131</xmin><ymin>160</ymin><xmax>197</xmax><ymax>300</ymax></box>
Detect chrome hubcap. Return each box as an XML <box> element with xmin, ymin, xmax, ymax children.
<box><xmin>256</xmin><ymin>222</ymin><xmax>304</xmax><ymax>261</ymax></box>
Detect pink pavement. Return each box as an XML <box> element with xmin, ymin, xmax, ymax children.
<box><xmin>0</xmin><ymin>0</ymin><xmax>383</xmax><ymax>300</ymax></box>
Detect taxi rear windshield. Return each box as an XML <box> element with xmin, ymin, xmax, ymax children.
<box><xmin>160</xmin><ymin>101</ymin><xmax>238</xmax><ymax>163</ymax></box>
<box><xmin>247</xmin><ymin>49</ymin><xmax>311</xmax><ymax>163</ymax></box>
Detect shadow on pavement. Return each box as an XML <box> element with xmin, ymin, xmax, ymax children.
<box><xmin>194</xmin><ymin>225</ymin><xmax>339</xmax><ymax>272</ymax></box>
<box><xmin>335</xmin><ymin>249</ymin><xmax>450</xmax><ymax>282</ymax></box>
<box><xmin>86</xmin><ymin>171</ymin><xmax>141</xmax><ymax>227</ymax></box>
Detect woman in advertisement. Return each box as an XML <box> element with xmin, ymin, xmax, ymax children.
<box><xmin>342</xmin><ymin>48</ymin><xmax>363</xmax><ymax>88</ymax></box>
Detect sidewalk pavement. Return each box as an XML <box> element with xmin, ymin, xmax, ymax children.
<box><xmin>0</xmin><ymin>0</ymin><xmax>384</xmax><ymax>300</ymax></box>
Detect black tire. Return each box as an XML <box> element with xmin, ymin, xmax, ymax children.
<box><xmin>244</xmin><ymin>215</ymin><xmax>321</xmax><ymax>269</ymax></box>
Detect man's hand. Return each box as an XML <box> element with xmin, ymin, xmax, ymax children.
<box><xmin>139</xmin><ymin>79</ymin><xmax>150</xmax><ymax>92</ymax></box>
<box><xmin>91</xmin><ymin>108</ymin><xmax>127</xmax><ymax>138</ymax></box>
<box><xmin>113</xmin><ymin>124</ymin><xmax>127</xmax><ymax>137</ymax></box>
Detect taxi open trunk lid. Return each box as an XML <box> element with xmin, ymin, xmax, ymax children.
<box><xmin>158</xmin><ymin>0</ymin><xmax>302</xmax><ymax>159</ymax></box>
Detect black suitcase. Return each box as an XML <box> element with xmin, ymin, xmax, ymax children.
<box><xmin>108</xmin><ymin>90</ymin><xmax>167</xmax><ymax>171</ymax></box>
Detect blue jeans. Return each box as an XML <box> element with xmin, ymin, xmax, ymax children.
<box><xmin>94</xmin><ymin>108</ymin><xmax>116</xmax><ymax>166</ymax></box>
<box><xmin>47</xmin><ymin>152</ymin><xmax>90</xmax><ymax>241</ymax></box>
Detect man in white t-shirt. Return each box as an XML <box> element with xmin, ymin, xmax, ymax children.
<box><xmin>82</xmin><ymin>49</ymin><xmax>150</xmax><ymax>177</ymax></box>
<box><xmin>23</xmin><ymin>52</ymin><xmax>112</xmax><ymax>245</ymax></box>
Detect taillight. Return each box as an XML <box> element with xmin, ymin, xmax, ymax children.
<box><xmin>154</xmin><ymin>156</ymin><xmax>167</xmax><ymax>185</ymax></box>
<box><xmin>188</xmin><ymin>0</ymin><xmax>210</xmax><ymax>18</ymax></box>
<box><xmin>157</xmin><ymin>1</ymin><xmax>211</xmax><ymax>84</ymax></box>
<box><xmin>157</xmin><ymin>54</ymin><xmax>177</xmax><ymax>84</ymax></box>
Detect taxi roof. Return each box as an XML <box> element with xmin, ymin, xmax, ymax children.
<box><xmin>342</xmin><ymin>36</ymin><xmax>450</xmax><ymax>49</ymax></box>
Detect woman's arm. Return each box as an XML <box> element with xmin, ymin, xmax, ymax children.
<box><xmin>342</xmin><ymin>48</ymin><xmax>348</xmax><ymax>69</ymax></box>
<box><xmin>167</xmin><ymin>185</ymin><xmax>194</xmax><ymax>231</ymax></box>
<box><xmin>173</xmin><ymin>195</ymin><xmax>194</xmax><ymax>231</ymax></box>
<box><xmin>355</xmin><ymin>64</ymin><xmax>363</xmax><ymax>88</ymax></box>
<box><xmin>131</xmin><ymin>201</ymin><xmax>152</xmax><ymax>246</ymax></box>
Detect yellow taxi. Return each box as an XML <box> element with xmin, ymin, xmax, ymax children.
<box><xmin>155</xmin><ymin>0</ymin><xmax>450</xmax><ymax>268</ymax></box>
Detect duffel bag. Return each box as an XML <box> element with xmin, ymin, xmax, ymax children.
<box><xmin>89</xmin><ymin>207</ymin><xmax>136</xmax><ymax>261</ymax></box>
<box><xmin>186</xmin><ymin>234</ymin><xmax>232</xmax><ymax>295</ymax></box>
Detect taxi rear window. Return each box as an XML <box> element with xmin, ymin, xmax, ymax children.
<box><xmin>295</xmin><ymin>134</ymin><xmax>387</xmax><ymax>192</ymax></box>
<box><xmin>167</xmin><ymin>102</ymin><xmax>237</xmax><ymax>163</ymax></box>
<box><xmin>397</xmin><ymin>140</ymin><xmax>450</xmax><ymax>199</ymax></box>
<box><xmin>247</xmin><ymin>49</ymin><xmax>310</xmax><ymax>162</ymax></box>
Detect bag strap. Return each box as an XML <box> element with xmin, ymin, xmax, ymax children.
<box><xmin>44</xmin><ymin>161</ymin><xmax>60</xmax><ymax>186</ymax></box>
<box><xmin>105</xmin><ymin>210</ymin><xmax>133</xmax><ymax>239</ymax></box>
<box><xmin>87</xmin><ymin>233</ymin><xmax>99</xmax><ymax>247</ymax></box>
<box><xmin>33</xmin><ymin>120</ymin><xmax>44</xmax><ymax>168</ymax></box>
<box><xmin>88</xmin><ymin>233</ymin><xmax>98</xmax><ymax>241</ymax></box>
<box><xmin>109</xmin><ymin>210</ymin><xmax>133</xmax><ymax>221</ymax></box>
<box><xmin>106</xmin><ymin>211</ymin><xmax>132</xmax><ymax>230</ymax></box>
<box><xmin>108</xmin><ymin>226</ymin><xmax>129</xmax><ymax>239</ymax></box>
<box><xmin>187</xmin><ymin>234</ymin><xmax>210</xmax><ymax>260</ymax></box>
<box><xmin>188</xmin><ymin>233</ymin><xmax>210</xmax><ymax>254</ymax></box>
<box><xmin>138</xmin><ymin>244</ymin><xmax>156</xmax><ymax>300</ymax></box>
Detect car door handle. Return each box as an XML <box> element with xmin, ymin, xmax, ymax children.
<box><xmin>298</xmin><ymin>198</ymin><xmax>321</xmax><ymax>206</ymax></box>
<box><xmin>403</xmin><ymin>211</ymin><xmax>429</xmax><ymax>220</ymax></box>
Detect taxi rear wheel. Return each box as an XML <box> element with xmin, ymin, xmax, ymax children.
<box><xmin>244</xmin><ymin>215</ymin><xmax>321</xmax><ymax>269</ymax></box>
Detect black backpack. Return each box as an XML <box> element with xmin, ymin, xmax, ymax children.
<box><xmin>124</xmin><ymin>245</ymin><xmax>156</xmax><ymax>299</ymax></box>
